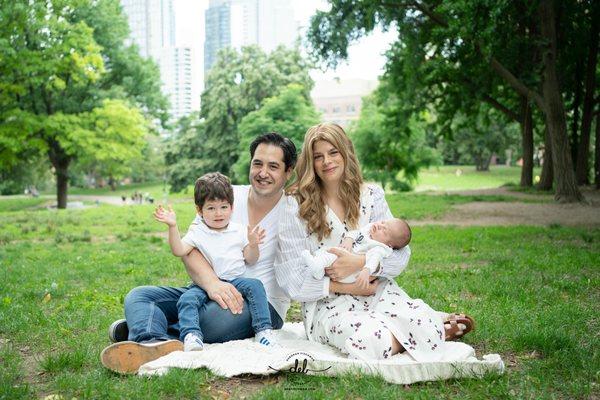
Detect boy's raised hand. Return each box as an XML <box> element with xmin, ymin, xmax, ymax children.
<box><xmin>153</xmin><ymin>204</ymin><xmax>177</xmax><ymax>227</ymax></box>
<box><xmin>247</xmin><ymin>225</ymin><xmax>266</xmax><ymax>247</ymax></box>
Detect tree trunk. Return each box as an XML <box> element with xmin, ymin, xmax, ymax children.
<box><xmin>538</xmin><ymin>0</ymin><xmax>583</xmax><ymax>202</ymax></box>
<box><xmin>570</xmin><ymin>63</ymin><xmax>583</xmax><ymax>168</ymax></box>
<box><xmin>538</xmin><ymin>127</ymin><xmax>554</xmax><ymax>190</ymax></box>
<box><xmin>520</xmin><ymin>97</ymin><xmax>534</xmax><ymax>187</ymax></box>
<box><xmin>55</xmin><ymin>162</ymin><xmax>69</xmax><ymax>209</ymax></box>
<box><xmin>109</xmin><ymin>176</ymin><xmax>117</xmax><ymax>191</ymax></box>
<box><xmin>596</xmin><ymin>111</ymin><xmax>600</xmax><ymax>189</ymax></box>
<box><xmin>576</xmin><ymin>15</ymin><xmax>599</xmax><ymax>185</ymax></box>
<box><xmin>48</xmin><ymin>137</ymin><xmax>71</xmax><ymax>209</ymax></box>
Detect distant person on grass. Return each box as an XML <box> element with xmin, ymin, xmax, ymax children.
<box><xmin>101</xmin><ymin>133</ymin><xmax>296</xmax><ymax>374</ymax></box>
<box><xmin>153</xmin><ymin>172</ymin><xmax>279</xmax><ymax>351</ymax></box>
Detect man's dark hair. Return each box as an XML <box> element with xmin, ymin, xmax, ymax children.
<box><xmin>249</xmin><ymin>132</ymin><xmax>297</xmax><ymax>171</ymax></box>
<box><xmin>194</xmin><ymin>172</ymin><xmax>234</xmax><ymax>208</ymax></box>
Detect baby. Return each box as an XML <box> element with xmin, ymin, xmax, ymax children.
<box><xmin>154</xmin><ymin>172</ymin><xmax>278</xmax><ymax>351</ymax></box>
<box><xmin>302</xmin><ymin>218</ymin><xmax>411</xmax><ymax>289</ymax></box>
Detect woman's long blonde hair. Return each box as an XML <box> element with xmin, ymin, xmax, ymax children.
<box><xmin>289</xmin><ymin>123</ymin><xmax>363</xmax><ymax>241</ymax></box>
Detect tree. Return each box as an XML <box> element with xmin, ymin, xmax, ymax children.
<box><xmin>308</xmin><ymin>0</ymin><xmax>594</xmax><ymax>202</ymax></box>
<box><xmin>351</xmin><ymin>91</ymin><xmax>440</xmax><ymax>190</ymax></box>
<box><xmin>232</xmin><ymin>84</ymin><xmax>320</xmax><ymax>182</ymax></box>
<box><xmin>0</xmin><ymin>0</ymin><xmax>167</xmax><ymax>207</ymax></box>
<box><xmin>164</xmin><ymin>113</ymin><xmax>210</xmax><ymax>193</ymax></box>
<box><xmin>446</xmin><ymin>107</ymin><xmax>521</xmax><ymax>171</ymax></box>
<box><xmin>166</xmin><ymin>46</ymin><xmax>313</xmax><ymax>190</ymax></box>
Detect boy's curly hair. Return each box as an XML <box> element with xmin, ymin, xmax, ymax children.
<box><xmin>194</xmin><ymin>172</ymin><xmax>234</xmax><ymax>208</ymax></box>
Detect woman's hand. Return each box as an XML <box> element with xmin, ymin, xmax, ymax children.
<box><xmin>330</xmin><ymin>278</ymin><xmax>380</xmax><ymax>296</ymax></box>
<box><xmin>324</xmin><ymin>247</ymin><xmax>365</xmax><ymax>281</ymax></box>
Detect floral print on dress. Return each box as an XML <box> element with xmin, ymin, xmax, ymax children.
<box><xmin>305</xmin><ymin>185</ymin><xmax>444</xmax><ymax>363</ymax></box>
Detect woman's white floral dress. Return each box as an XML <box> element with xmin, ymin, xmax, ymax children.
<box><xmin>276</xmin><ymin>185</ymin><xmax>445</xmax><ymax>362</ymax></box>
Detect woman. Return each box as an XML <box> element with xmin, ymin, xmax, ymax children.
<box><xmin>275</xmin><ymin>123</ymin><xmax>470</xmax><ymax>361</ymax></box>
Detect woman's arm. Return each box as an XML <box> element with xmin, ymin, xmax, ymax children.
<box><xmin>329</xmin><ymin>279</ymin><xmax>380</xmax><ymax>296</ymax></box>
<box><xmin>369</xmin><ymin>185</ymin><xmax>411</xmax><ymax>278</ymax></box>
<box><xmin>274</xmin><ymin>197</ymin><xmax>330</xmax><ymax>302</ymax></box>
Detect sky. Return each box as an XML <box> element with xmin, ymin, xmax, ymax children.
<box><xmin>173</xmin><ymin>0</ymin><xmax>396</xmax><ymax>82</ymax></box>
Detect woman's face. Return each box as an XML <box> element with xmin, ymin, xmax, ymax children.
<box><xmin>312</xmin><ymin>140</ymin><xmax>345</xmax><ymax>186</ymax></box>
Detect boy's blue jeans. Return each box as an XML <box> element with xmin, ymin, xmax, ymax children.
<box><xmin>123</xmin><ymin>280</ymin><xmax>282</xmax><ymax>343</ymax></box>
<box><xmin>177</xmin><ymin>277</ymin><xmax>272</xmax><ymax>341</ymax></box>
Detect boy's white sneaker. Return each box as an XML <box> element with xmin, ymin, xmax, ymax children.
<box><xmin>183</xmin><ymin>333</ymin><xmax>204</xmax><ymax>352</ymax></box>
<box><xmin>255</xmin><ymin>329</ymin><xmax>280</xmax><ymax>348</ymax></box>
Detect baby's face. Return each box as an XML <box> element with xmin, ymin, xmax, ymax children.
<box><xmin>199</xmin><ymin>199</ymin><xmax>233</xmax><ymax>230</ymax></box>
<box><xmin>369</xmin><ymin>220</ymin><xmax>397</xmax><ymax>246</ymax></box>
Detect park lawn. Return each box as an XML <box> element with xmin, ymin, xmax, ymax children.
<box><xmin>0</xmin><ymin>198</ymin><xmax>50</xmax><ymax>213</ymax></box>
<box><xmin>0</xmin><ymin>190</ymin><xmax>550</xmax><ymax>246</ymax></box>
<box><xmin>51</xmin><ymin>182</ymin><xmax>192</xmax><ymax>203</ymax></box>
<box><xmin>413</xmin><ymin>165</ymin><xmax>542</xmax><ymax>192</ymax></box>
<box><xmin>1</xmin><ymin>199</ymin><xmax>598</xmax><ymax>399</ymax></box>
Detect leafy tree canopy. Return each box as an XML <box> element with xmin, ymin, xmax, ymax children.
<box><xmin>232</xmin><ymin>84</ymin><xmax>320</xmax><ymax>182</ymax></box>
<box><xmin>166</xmin><ymin>45</ymin><xmax>314</xmax><ymax>190</ymax></box>
<box><xmin>0</xmin><ymin>0</ymin><xmax>167</xmax><ymax>205</ymax></box>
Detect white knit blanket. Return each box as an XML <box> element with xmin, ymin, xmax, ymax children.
<box><xmin>138</xmin><ymin>323</ymin><xmax>504</xmax><ymax>384</ymax></box>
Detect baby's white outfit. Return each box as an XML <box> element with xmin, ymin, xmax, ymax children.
<box><xmin>301</xmin><ymin>222</ymin><xmax>393</xmax><ymax>283</ymax></box>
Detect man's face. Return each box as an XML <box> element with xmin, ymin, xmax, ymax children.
<box><xmin>249</xmin><ymin>143</ymin><xmax>291</xmax><ymax>197</ymax></box>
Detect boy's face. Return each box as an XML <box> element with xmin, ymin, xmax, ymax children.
<box><xmin>249</xmin><ymin>143</ymin><xmax>291</xmax><ymax>198</ymax></box>
<box><xmin>198</xmin><ymin>199</ymin><xmax>233</xmax><ymax>230</ymax></box>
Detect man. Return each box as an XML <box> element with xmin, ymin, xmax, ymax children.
<box><xmin>101</xmin><ymin>132</ymin><xmax>297</xmax><ymax>374</ymax></box>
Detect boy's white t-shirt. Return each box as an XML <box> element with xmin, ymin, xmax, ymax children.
<box><xmin>185</xmin><ymin>185</ymin><xmax>290</xmax><ymax>320</ymax></box>
<box><xmin>181</xmin><ymin>220</ymin><xmax>249</xmax><ymax>281</ymax></box>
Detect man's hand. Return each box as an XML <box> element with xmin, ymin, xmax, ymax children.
<box><xmin>153</xmin><ymin>204</ymin><xmax>177</xmax><ymax>227</ymax></box>
<box><xmin>204</xmin><ymin>280</ymin><xmax>244</xmax><ymax>314</ymax></box>
<box><xmin>247</xmin><ymin>225</ymin><xmax>266</xmax><ymax>247</ymax></box>
<box><xmin>325</xmin><ymin>247</ymin><xmax>365</xmax><ymax>281</ymax></box>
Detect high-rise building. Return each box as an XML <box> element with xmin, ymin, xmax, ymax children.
<box><xmin>120</xmin><ymin>0</ymin><xmax>200</xmax><ymax>120</ymax></box>
<box><xmin>204</xmin><ymin>0</ymin><xmax>231</xmax><ymax>73</ymax></box>
<box><xmin>160</xmin><ymin>47</ymin><xmax>200</xmax><ymax>120</ymax></box>
<box><xmin>120</xmin><ymin>0</ymin><xmax>176</xmax><ymax>59</ymax></box>
<box><xmin>204</xmin><ymin>0</ymin><xmax>297</xmax><ymax>75</ymax></box>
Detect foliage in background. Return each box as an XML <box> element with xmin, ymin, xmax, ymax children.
<box><xmin>442</xmin><ymin>106</ymin><xmax>521</xmax><ymax>170</ymax></box>
<box><xmin>0</xmin><ymin>0</ymin><xmax>168</xmax><ymax>205</ymax></box>
<box><xmin>232</xmin><ymin>84</ymin><xmax>320</xmax><ymax>182</ymax></box>
<box><xmin>308</xmin><ymin>0</ymin><xmax>598</xmax><ymax>201</ymax></box>
<box><xmin>351</xmin><ymin>90</ymin><xmax>440</xmax><ymax>191</ymax></box>
<box><xmin>164</xmin><ymin>112</ymin><xmax>209</xmax><ymax>193</ymax></box>
<box><xmin>165</xmin><ymin>45</ymin><xmax>313</xmax><ymax>189</ymax></box>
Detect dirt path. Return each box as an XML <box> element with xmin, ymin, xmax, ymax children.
<box><xmin>410</xmin><ymin>187</ymin><xmax>600</xmax><ymax>227</ymax></box>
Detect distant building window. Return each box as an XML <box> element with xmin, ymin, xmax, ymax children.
<box><xmin>333</xmin><ymin>106</ymin><xmax>341</xmax><ymax>113</ymax></box>
<box><xmin>347</xmin><ymin>104</ymin><xmax>356</xmax><ymax>113</ymax></box>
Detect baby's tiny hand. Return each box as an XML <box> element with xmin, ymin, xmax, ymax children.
<box><xmin>153</xmin><ymin>204</ymin><xmax>177</xmax><ymax>227</ymax></box>
<box><xmin>340</xmin><ymin>237</ymin><xmax>354</xmax><ymax>251</ymax></box>
<box><xmin>247</xmin><ymin>225</ymin><xmax>266</xmax><ymax>246</ymax></box>
<box><xmin>355</xmin><ymin>268</ymin><xmax>371</xmax><ymax>290</ymax></box>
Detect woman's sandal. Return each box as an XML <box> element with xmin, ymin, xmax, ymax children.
<box><xmin>444</xmin><ymin>313</ymin><xmax>475</xmax><ymax>341</ymax></box>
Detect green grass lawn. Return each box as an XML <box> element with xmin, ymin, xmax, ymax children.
<box><xmin>1</xmin><ymin>194</ymin><xmax>598</xmax><ymax>399</ymax></box>
<box><xmin>414</xmin><ymin>165</ymin><xmax>541</xmax><ymax>192</ymax></box>
<box><xmin>43</xmin><ymin>182</ymin><xmax>192</xmax><ymax>203</ymax></box>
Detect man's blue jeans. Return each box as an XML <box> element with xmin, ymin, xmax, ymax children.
<box><xmin>177</xmin><ymin>278</ymin><xmax>273</xmax><ymax>341</ymax></box>
<box><xmin>124</xmin><ymin>284</ymin><xmax>283</xmax><ymax>343</ymax></box>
